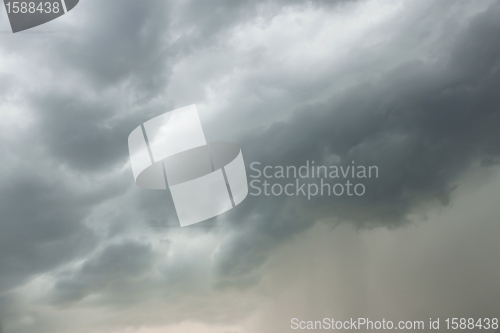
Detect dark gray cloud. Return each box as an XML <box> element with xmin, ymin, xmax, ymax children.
<box><xmin>0</xmin><ymin>0</ymin><xmax>499</xmax><ymax>332</ymax></box>
<box><xmin>30</xmin><ymin>91</ymin><xmax>155</xmax><ymax>171</ymax></box>
<box><xmin>0</xmin><ymin>170</ymin><xmax>97</xmax><ymax>293</ymax></box>
<box><xmin>51</xmin><ymin>241</ymin><xmax>155</xmax><ymax>305</ymax></box>
<box><xmin>0</xmin><ymin>0</ymin><xmax>352</xmax><ymax>175</ymax></box>
<box><xmin>211</xmin><ymin>0</ymin><xmax>500</xmax><ymax>281</ymax></box>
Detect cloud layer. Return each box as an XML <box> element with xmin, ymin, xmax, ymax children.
<box><xmin>0</xmin><ymin>0</ymin><xmax>499</xmax><ymax>332</ymax></box>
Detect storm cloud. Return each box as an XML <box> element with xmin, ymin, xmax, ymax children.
<box><xmin>0</xmin><ymin>0</ymin><xmax>499</xmax><ymax>332</ymax></box>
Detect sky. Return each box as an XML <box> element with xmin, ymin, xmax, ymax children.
<box><xmin>0</xmin><ymin>0</ymin><xmax>500</xmax><ymax>332</ymax></box>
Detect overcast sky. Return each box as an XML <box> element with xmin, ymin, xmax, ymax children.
<box><xmin>1</xmin><ymin>0</ymin><xmax>500</xmax><ymax>332</ymax></box>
